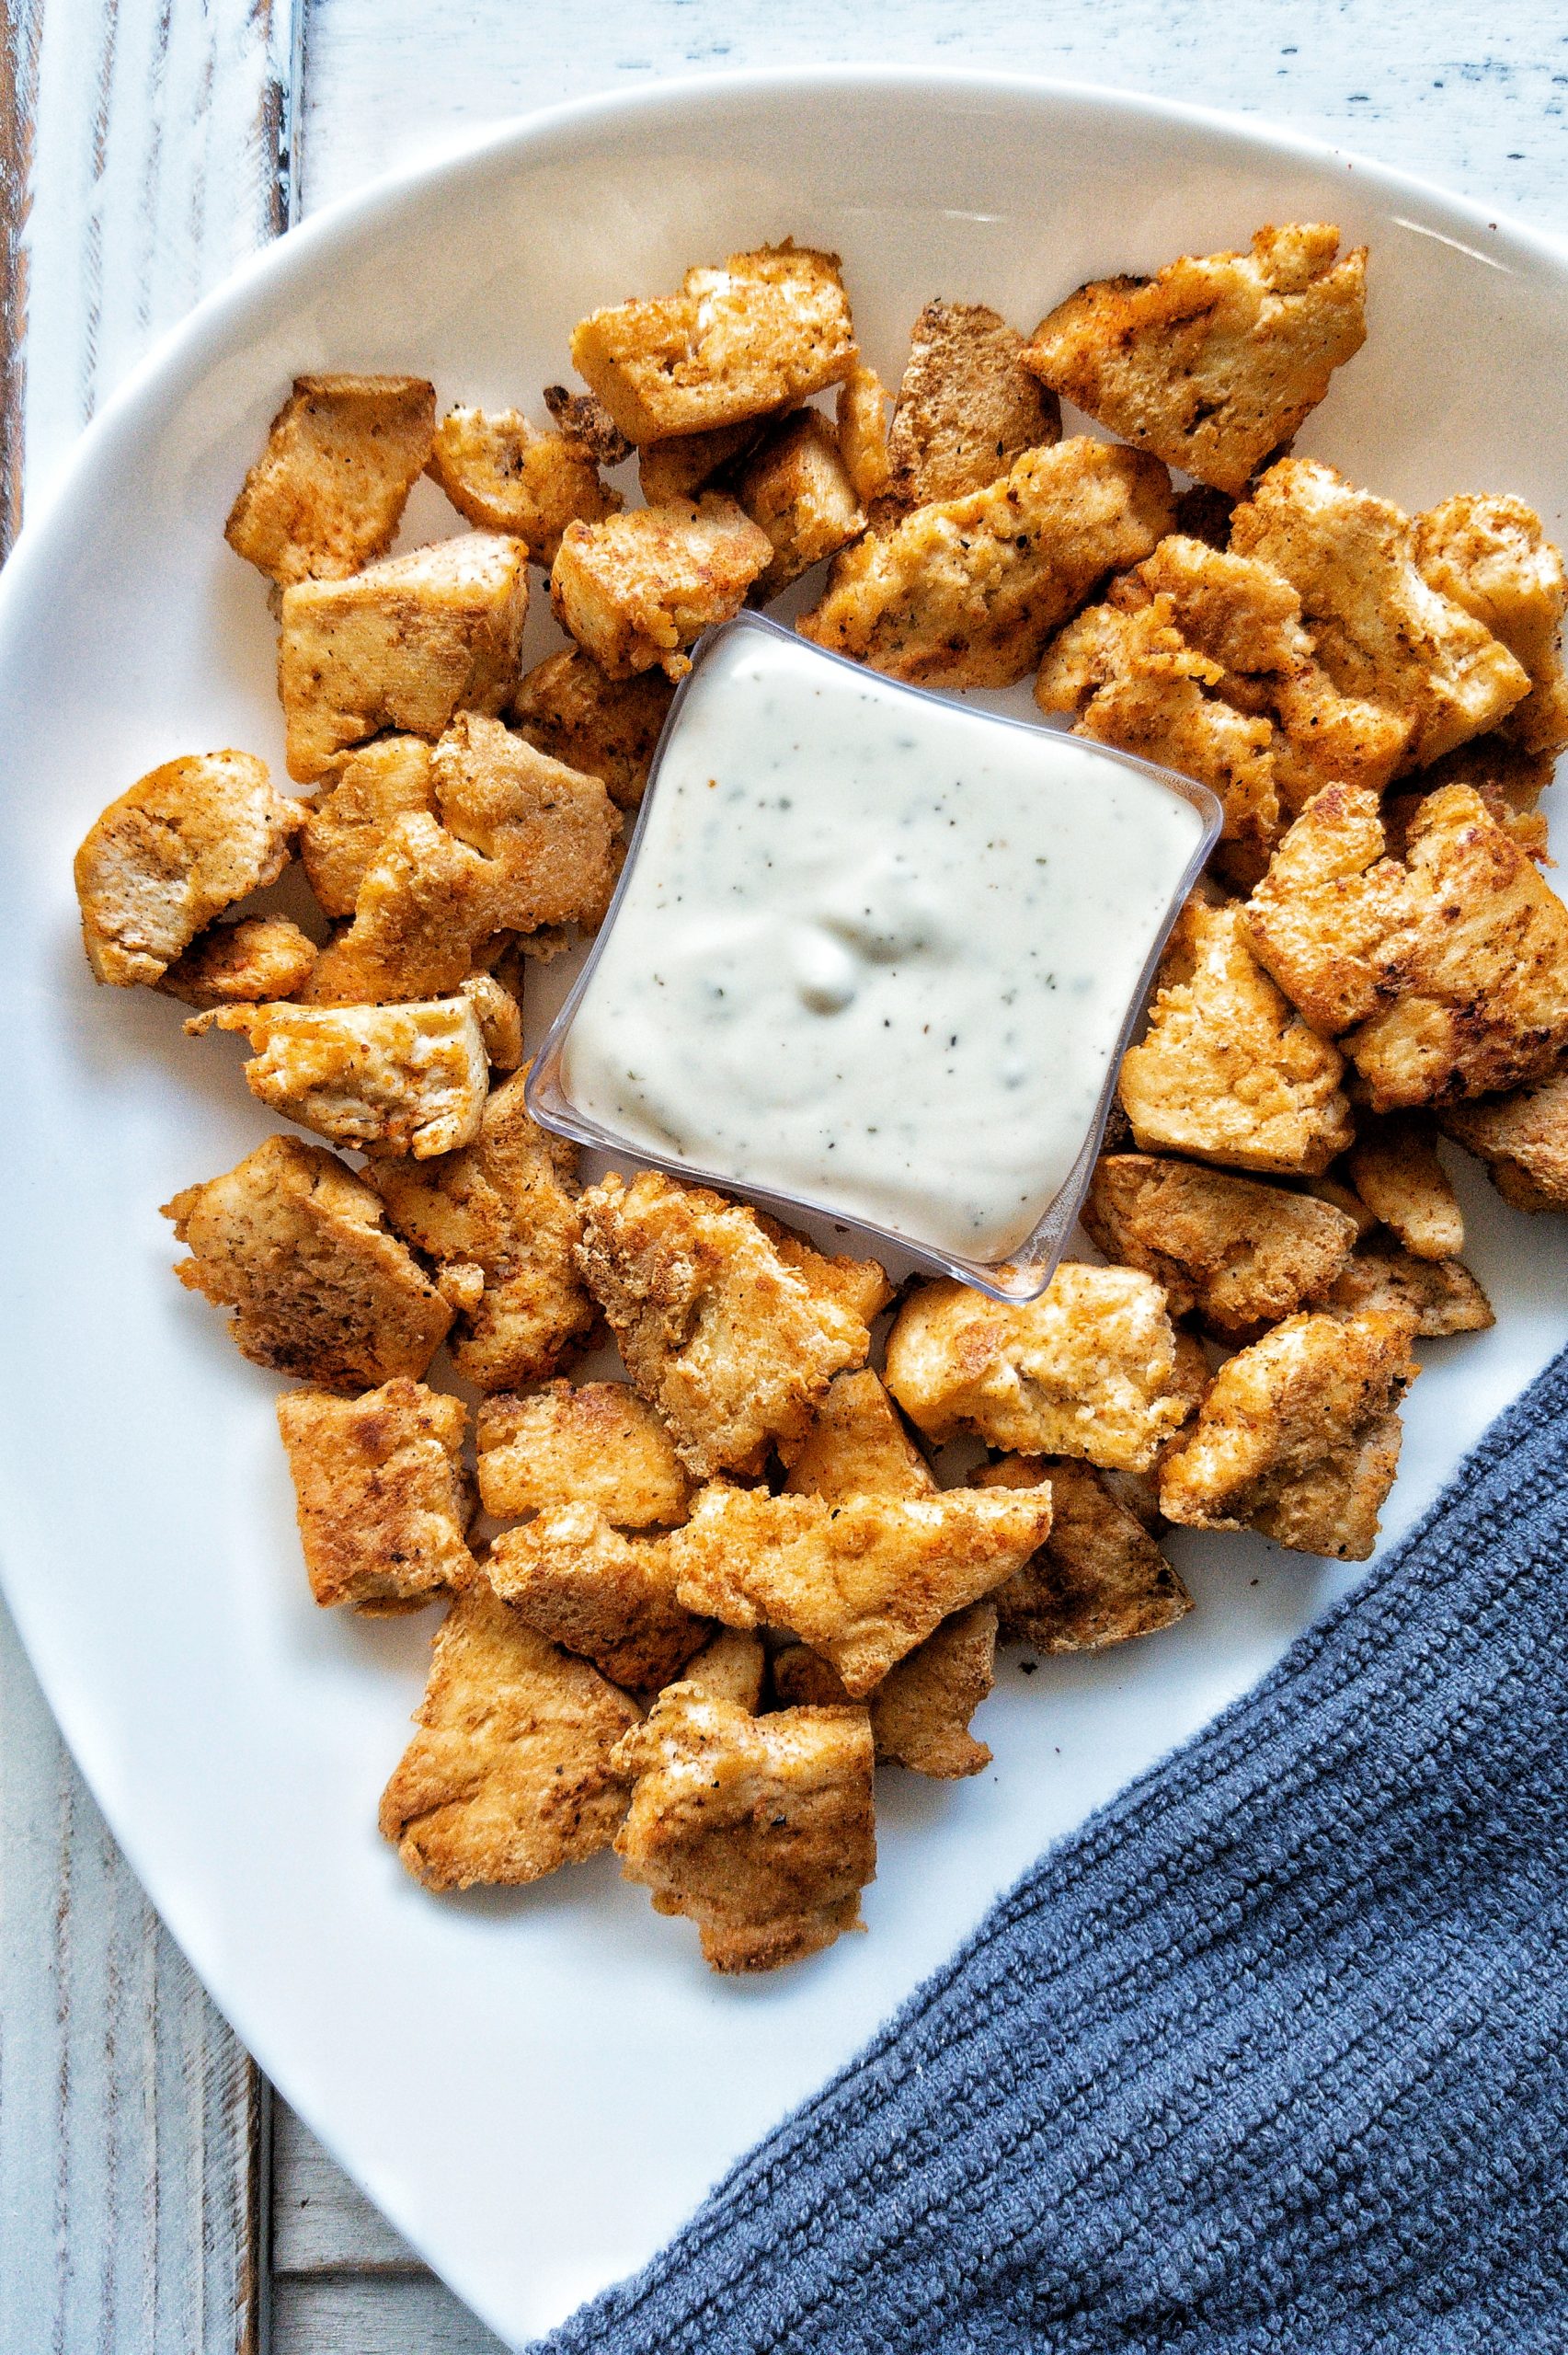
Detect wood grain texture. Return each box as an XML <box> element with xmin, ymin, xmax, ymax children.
<box><xmin>271</xmin><ymin>2270</ymin><xmax>507</xmax><ymax>2352</ymax></box>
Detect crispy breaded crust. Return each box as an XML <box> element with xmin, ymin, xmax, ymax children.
<box><xmin>276</xmin><ymin>1377</ymin><xmax>474</xmax><ymax>1612</ymax></box>
<box><xmin>679</xmin><ymin>1626</ymin><xmax>766</xmax><ymax>1711</ymax></box>
<box><xmin>569</xmin><ymin>244</ymin><xmax>857</xmax><ymax>443</ymax></box>
<box><xmin>1230</xmin><ymin>460</ymin><xmax>1528</xmax><ymax>766</ymax></box>
<box><xmin>379</xmin><ymin>1586</ymin><xmax>639</xmax><ymax>1890</ymax></box>
<box><xmin>509</xmin><ymin>648</ymin><xmax>673</xmax><ymax>811</ymax></box>
<box><xmin>428</xmin><ymin>408</ymin><xmax>622</xmax><ymax>560</ymax></box>
<box><xmin>431</xmin><ymin>713</ymin><xmax>619</xmax><ymax>931</ymax></box>
<box><xmin>225</xmin><ymin>373</ymin><xmax>435</xmax><ymax>586</ymax></box>
<box><xmin>1312</xmin><ymin>1237</ymin><xmax>1494</xmax><ymax>1336</ymax></box>
<box><xmin>780</xmin><ymin>1369</ymin><xmax>934</xmax><ymax>1502</ymax></box>
<box><xmin>459</xmin><ymin>972</ymin><xmax>522</xmax><ymax>1072</ymax></box>
<box><xmin>163</xmin><ymin>1133</ymin><xmax>452</xmax><ymax>1389</ymax></box>
<box><xmin>884</xmin><ymin>1264</ymin><xmax>1195</xmax><ymax>1471</ymax></box>
<box><xmin>1411</xmin><ymin>735</ymin><xmax>1554</xmax><ymax>863</ymax></box>
<box><xmin>191</xmin><ymin>996</ymin><xmax>489</xmax><ymax>1159</ymax></box>
<box><xmin>74</xmin><ymin>750</ymin><xmax>302</xmax><ymax>988</ymax></box>
<box><xmin>973</xmin><ymin>1454</ymin><xmax>1191</xmax><ymax>1651</ymax></box>
<box><xmin>669</xmin><ymin>1483</ymin><xmax>1049</xmax><ymax>1695</ymax></box>
<box><xmin>797</xmin><ymin>436</ymin><xmax>1173</xmax><ymax>688</ymax></box>
<box><xmin>637</xmin><ymin>419</ymin><xmax>767</xmax><ymax>507</ymax></box>
<box><xmin>279</xmin><ymin>532</ymin><xmax>530</xmax><ymax>782</ymax></box>
<box><xmin>550</xmin><ymin>494</ymin><xmax>773</xmax><ymax>680</ymax></box>
<box><xmin>372</xmin><ymin>1068</ymin><xmax>594</xmax><ymax>1393</ymax></box>
<box><xmin>1022</xmin><ymin>224</ymin><xmax>1366</xmax><ymax>496</ymax></box>
<box><xmin>732</xmin><ymin>411</ymin><xmax>864</xmax><ymax>600</ymax></box>
<box><xmin>542</xmin><ymin>385</ymin><xmax>631</xmax><ymax>467</ymax></box>
<box><xmin>156</xmin><ymin>914</ymin><xmax>316</xmax><ymax>1009</ymax></box>
<box><xmin>836</xmin><ymin>364</ymin><xmax>891</xmax><ymax>506</ymax></box>
<box><xmin>1245</xmin><ymin>781</ymin><xmax>1568</xmax><ymax>1107</ymax></box>
<box><xmin>486</xmin><ymin>1503</ymin><xmax>709</xmax><ymax>1690</ymax></box>
<box><xmin>1083</xmin><ymin>1153</ymin><xmax>1358</xmax><ymax>1333</ymax></box>
<box><xmin>1117</xmin><ymin>897</ymin><xmax>1354</xmax><ymax>1174</ymax></box>
<box><xmin>1159</xmin><ymin>1307</ymin><xmax>1418</xmax><ymax>1558</ymax></box>
<box><xmin>475</xmin><ymin>1379</ymin><xmax>692</xmax><ymax>1526</ymax></box>
<box><xmin>1439</xmin><ymin>1065</ymin><xmax>1568</xmax><ymax>1212</ymax></box>
<box><xmin>612</xmin><ymin>1685</ymin><xmax>874</xmax><ymax>1973</ymax></box>
<box><xmin>1345</xmin><ymin>1114</ymin><xmax>1464</xmax><ymax>1258</ymax></box>
<box><xmin>884</xmin><ymin>300</ymin><xmax>1060</xmax><ymax>511</ymax></box>
<box><xmin>576</xmin><ymin>1173</ymin><xmax>883</xmax><ymax>1477</ymax></box>
<box><xmin>303</xmin><ymin>811</ymin><xmax>498</xmax><ymax>1005</ymax></box>
<box><xmin>300</xmin><ymin>736</ymin><xmax>436</xmax><ymax>917</ymax></box>
<box><xmin>1415</xmin><ymin>493</ymin><xmax>1568</xmax><ymax>760</ymax></box>
<box><xmin>774</xmin><ymin>1602</ymin><xmax>998</xmax><ymax>1778</ymax></box>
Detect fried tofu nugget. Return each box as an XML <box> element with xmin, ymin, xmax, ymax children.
<box><xmin>1415</xmin><ymin>493</ymin><xmax>1568</xmax><ymax>759</ymax></box>
<box><xmin>1022</xmin><ymin>224</ymin><xmax>1366</xmax><ymax>497</ymax></box>
<box><xmin>972</xmin><ymin>1454</ymin><xmax>1192</xmax><ymax>1652</ymax></box>
<box><xmin>1345</xmin><ymin>1114</ymin><xmax>1464</xmax><ymax>1258</ymax></box>
<box><xmin>74</xmin><ymin>750</ymin><xmax>303</xmax><ymax>988</ymax></box>
<box><xmin>884</xmin><ymin>300</ymin><xmax>1060</xmax><ymax>511</ymax></box>
<box><xmin>163</xmin><ymin>1133</ymin><xmax>452</xmax><ymax>1389</ymax></box>
<box><xmin>1312</xmin><ymin>1236</ymin><xmax>1494</xmax><ymax>1336</ymax></box>
<box><xmin>225</xmin><ymin>373</ymin><xmax>435</xmax><ymax>587</ymax></box>
<box><xmin>379</xmin><ymin>1587</ymin><xmax>639</xmax><ymax>1891</ymax></box>
<box><xmin>428</xmin><ymin>408</ymin><xmax>623</xmax><ymax>560</ymax></box>
<box><xmin>569</xmin><ymin>244</ymin><xmax>857</xmax><ymax>443</ymax></box>
<box><xmin>1230</xmin><ymin>460</ymin><xmax>1528</xmax><ymax>766</ymax></box>
<box><xmin>680</xmin><ymin>1626</ymin><xmax>767</xmax><ymax>1711</ymax></box>
<box><xmin>1117</xmin><ymin>897</ymin><xmax>1353</xmax><ymax>1174</ymax></box>
<box><xmin>1159</xmin><ymin>1307</ymin><xmax>1419</xmax><ymax>1558</ymax></box>
<box><xmin>1245</xmin><ymin>781</ymin><xmax>1568</xmax><ymax>1108</ymax></box>
<box><xmin>459</xmin><ymin>971</ymin><xmax>522</xmax><ymax>1071</ymax></box>
<box><xmin>773</xmin><ymin>1602</ymin><xmax>999</xmax><ymax>1779</ymax></box>
<box><xmin>669</xmin><ymin>1483</ymin><xmax>1050</xmax><ymax>1695</ymax></box>
<box><xmin>550</xmin><ymin>494</ymin><xmax>773</xmax><ymax>681</ymax></box>
<box><xmin>303</xmin><ymin>812</ymin><xmax>498</xmax><ymax>1005</ymax></box>
<box><xmin>372</xmin><ymin>1068</ymin><xmax>594</xmax><ymax>1393</ymax></box>
<box><xmin>475</xmin><ymin>1379</ymin><xmax>692</xmax><ymax>1526</ymax></box>
<box><xmin>731</xmin><ymin>411</ymin><xmax>865</xmax><ymax>599</ymax></box>
<box><xmin>509</xmin><ymin>647</ymin><xmax>674</xmax><ymax>810</ymax></box>
<box><xmin>279</xmin><ymin>532</ymin><xmax>530</xmax><ymax>782</ymax></box>
<box><xmin>797</xmin><ymin>436</ymin><xmax>1173</xmax><ymax>688</ymax></box>
<box><xmin>637</xmin><ymin>419</ymin><xmax>768</xmax><ymax>507</ymax></box>
<box><xmin>1083</xmin><ymin>1153</ymin><xmax>1358</xmax><ymax>1333</ymax></box>
<box><xmin>836</xmin><ymin>364</ymin><xmax>892</xmax><ymax>506</ymax></box>
<box><xmin>576</xmin><ymin>1173</ymin><xmax>885</xmax><ymax>1477</ymax></box>
<box><xmin>1440</xmin><ymin>1064</ymin><xmax>1568</xmax><ymax>1211</ymax></box>
<box><xmin>276</xmin><ymin>1377</ymin><xmax>475</xmax><ymax>1612</ymax></box>
<box><xmin>542</xmin><ymin>384</ymin><xmax>632</xmax><ymax>466</ymax></box>
<box><xmin>300</xmin><ymin>736</ymin><xmax>436</xmax><ymax>917</ymax></box>
<box><xmin>189</xmin><ymin>996</ymin><xmax>489</xmax><ymax>1159</ymax></box>
<box><xmin>486</xmin><ymin>1504</ymin><xmax>710</xmax><ymax>1691</ymax></box>
<box><xmin>1412</xmin><ymin>735</ymin><xmax>1555</xmax><ymax>863</ymax></box>
<box><xmin>156</xmin><ymin>914</ymin><xmax>317</xmax><ymax>1009</ymax></box>
<box><xmin>883</xmin><ymin>1264</ymin><xmax>1195</xmax><ymax>1471</ymax></box>
<box><xmin>780</xmin><ymin>1369</ymin><xmax>935</xmax><ymax>1502</ymax></box>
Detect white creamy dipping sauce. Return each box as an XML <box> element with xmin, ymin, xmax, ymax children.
<box><xmin>556</xmin><ymin>623</ymin><xmax>1208</xmax><ymax>1264</ymax></box>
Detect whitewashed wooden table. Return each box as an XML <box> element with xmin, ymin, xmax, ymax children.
<box><xmin>0</xmin><ymin>6</ymin><xmax>1563</xmax><ymax>2348</ymax></box>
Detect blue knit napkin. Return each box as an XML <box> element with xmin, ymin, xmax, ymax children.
<box><xmin>539</xmin><ymin>1348</ymin><xmax>1568</xmax><ymax>2355</ymax></box>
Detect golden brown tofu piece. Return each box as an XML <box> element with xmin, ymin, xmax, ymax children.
<box><xmin>797</xmin><ymin>436</ymin><xmax>1173</xmax><ymax>688</ymax></box>
<box><xmin>460</xmin><ymin>971</ymin><xmax>522</xmax><ymax>1072</ymax></box>
<box><xmin>162</xmin><ymin>1133</ymin><xmax>452</xmax><ymax>1389</ymax></box>
<box><xmin>156</xmin><ymin>914</ymin><xmax>316</xmax><ymax>1009</ymax></box>
<box><xmin>550</xmin><ymin>494</ymin><xmax>773</xmax><ymax>681</ymax></box>
<box><xmin>674</xmin><ymin>1626</ymin><xmax>766</xmax><ymax>1711</ymax></box>
<box><xmin>612</xmin><ymin>1685</ymin><xmax>874</xmax><ymax>1972</ymax></box>
<box><xmin>279</xmin><ymin>532</ymin><xmax>530</xmax><ymax>783</ymax></box>
<box><xmin>509</xmin><ymin>648</ymin><xmax>673</xmax><ymax>811</ymax></box>
<box><xmin>1022</xmin><ymin>224</ymin><xmax>1366</xmax><ymax>497</ymax></box>
<box><xmin>884</xmin><ymin>1264</ymin><xmax>1194</xmax><ymax>1472</ymax></box>
<box><xmin>542</xmin><ymin>384</ymin><xmax>632</xmax><ymax>466</ymax></box>
<box><xmin>773</xmin><ymin>1602</ymin><xmax>998</xmax><ymax>1779</ymax></box>
<box><xmin>836</xmin><ymin>364</ymin><xmax>892</xmax><ymax>506</ymax></box>
<box><xmin>1159</xmin><ymin>1307</ymin><xmax>1418</xmax><ymax>1559</ymax></box>
<box><xmin>1411</xmin><ymin>735</ymin><xmax>1554</xmax><ymax>864</ymax></box>
<box><xmin>670</xmin><ymin>1483</ymin><xmax>1050</xmax><ymax>1696</ymax></box>
<box><xmin>973</xmin><ymin>1455</ymin><xmax>1191</xmax><ymax>1652</ymax></box>
<box><xmin>486</xmin><ymin>1504</ymin><xmax>709</xmax><ymax>1691</ymax></box>
<box><xmin>576</xmin><ymin>1172</ymin><xmax>883</xmax><ymax>1478</ymax></box>
<box><xmin>379</xmin><ymin>1586</ymin><xmax>639</xmax><ymax>1890</ymax></box>
<box><xmin>732</xmin><ymin>411</ymin><xmax>864</xmax><ymax>599</ymax></box>
<box><xmin>303</xmin><ymin>812</ymin><xmax>498</xmax><ymax>1005</ymax></box>
<box><xmin>475</xmin><ymin>1379</ymin><xmax>692</xmax><ymax>1526</ymax></box>
<box><xmin>190</xmin><ymin>996</ymin><xmax>489</xmax><ymax>1159</ymax></box>
<box><xmin>74</xmin><ymin>750</ymin><xmax>303</xmax><ymax>988</ymax></box>
<box><xmin>372</xmin><ymin>1068</ymin><xmax>593</xmax><ymax>1393</ymax></box>
<box><xmin>570</xmin><ymin>244</ymin><xmax>857</xmax><ymax>443</ymax></box>
<box><xmin>1345</xmin><ymin>1115</ymin><xmax>1464</xmax><ymax>1259</ymax></box>
<box><xmin>886</xmin><ymin>300</ymin><xmax>1060</xmax><ymax>511</ymax></box>
<box><xmin>1439</xmin><ymin>1064</ymin><xmax>1568</xmax><ymax>1211</ymax></box>
<box><xmin>1083</xmin><ymin>1153</ymin><xmax>1358</xmax><ymax>1334</ymax></box>
<box><xmin>1230</xmin><ymin>461</ymin><xmax>1528</xmax><ymax>767</ymax></box>
<box><xmin>225</xmin><ymin>373</ymin><xmax>435</xmax><ymax>587</ymax></box>
<box><xmin>1245</xmin><ymin>781</ymin><xmax>1568</xmax><ymax>1107</ymax></box>
<box><xmin>276</xmin><ymin>1377</ymin><xmax>474</xmax><ymax>1612</ymax></box>
<box><xmin>1118</xmin><ymin>897</ymin><xmax>1354</xmax><ymax>1174</ymax></box>
<box><xmin>1312</xmin><ymin>1238</ymin><xmax>1494</xmax><ymax>1336</ymax></box>
<box><xmin>428</xmin><ymin>408</ymin><xmax>623</xmax><ymax>562</ymax></box>
<box><xmin>300</xmin><ymin>736</ymin><xmax>436</xmax><ymax>918</ymax></box>
<box><xmin>780</xmin><ymin>1369</ymin><xmax>934</xmax><ymax>1502</ymax></box>
<box><xmin>1415</xmin><ymin>493</ymin><xmax>1568</xmax><ymax>759</ymax></box>
<box><xmin>637</xmin><ymin>419</ymin><xmax>767</xmax><ymax>507</ymax></box>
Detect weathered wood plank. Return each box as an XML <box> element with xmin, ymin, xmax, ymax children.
<box><xmin>271</xmin><ymin>2269</ymin><xmax>509</xmax><ymax>2353</ymax></box>
<box><xmin>271</xmin><ymin>2099</ymin><xmax>422</xmax><ymax>2274</ymax></box>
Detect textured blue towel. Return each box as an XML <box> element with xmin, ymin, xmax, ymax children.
<box><xmin>538</xmin><ymin>1348</ymin><xmax>1568</xmax><ymax>2354</ymax></box>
